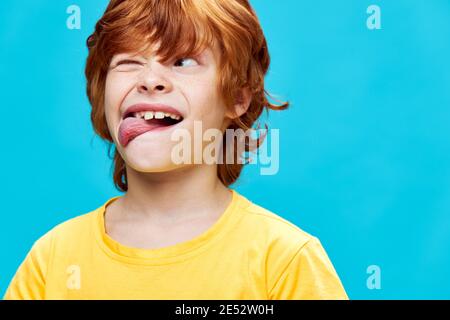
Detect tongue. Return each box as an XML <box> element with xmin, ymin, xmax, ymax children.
<box><xmin>118</xmin><ymin>117</ymin><xmax>170</xmax><ymax>147</ymax></box>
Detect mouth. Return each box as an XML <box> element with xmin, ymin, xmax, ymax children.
<box><xmin>123</xmin><ymin>110</ymin><xmax>183</xmax><ymax>127</ymax></box>
<box><xmin>118</xmin><ymin>106</ymin><xmax>185</xmax><ymax>148</ymax></box>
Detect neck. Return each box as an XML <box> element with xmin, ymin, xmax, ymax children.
<box><xmin>118</xmin><ymin>164</ymin><xmax>232</xmax><ymax>223</ymax></box>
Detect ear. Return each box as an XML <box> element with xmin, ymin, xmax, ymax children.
<box><xmin>225</xmin><ymin>86</ymin><xmax>252</xmax><ymax>119</ymax></box>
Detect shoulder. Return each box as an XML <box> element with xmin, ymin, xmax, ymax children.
<box><xmin>3</xmin><ymin>204</ymin><xmax>102</xmax><ymax>300</ymax></box>
<box><xmin>235</xmin><ymin>192</ymin><xmax>316</xmax><ymax>250</ymax></box>
<box><xmin>234</xmin><ymin>193</ymin><xmax>347</xmax><ymax>299</ymax></box>
<box><xmin>31</xmin><ymin>204</ymin><xmax>100</xmax><ymax>256</ymax></box>
<box><xmin>49</xmin><ymin>211</ymin><xmax>94</xmax><ymax>239</ymax></box>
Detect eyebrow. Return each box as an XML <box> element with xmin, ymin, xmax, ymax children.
<box><xmin>110</xmin><ymin>48</ymin><xmax>212</xmax><ymax>67</ymax></box>
<box><xmin>112</xmin><ymin>53</ymin><xmax>141</xmax><ymax>60</ymax></box>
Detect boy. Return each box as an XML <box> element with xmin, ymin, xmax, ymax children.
<box><xmin>4</xmin><ymin>0</ymin><xmax>348</xmax><ymax>299</ymax></box>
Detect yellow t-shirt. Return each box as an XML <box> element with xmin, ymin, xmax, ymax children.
<box><xmin>4</xmin><ymin>190</ymin><xmax>348</xmax><ymax>300</ymax></box>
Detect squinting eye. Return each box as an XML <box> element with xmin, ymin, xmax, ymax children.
<box><xmin>174</xmin><ymin>58</ymin><xmax>199</xmax><ymax>67</ymax></box>
<box><xmin>115</xmin><ymin>59</ymin><xmax>141</xmax><ymax>66</ymax></box>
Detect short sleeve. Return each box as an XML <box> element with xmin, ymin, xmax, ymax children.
<box><xmin>3</xmin><ymin>230</ymin><xmax>54</xmax><ymax>300</ymax></box>
<box><xmin>268</xmin><ymin>237</ymin><xmax>348</xmax><ymax>300</ymax></box>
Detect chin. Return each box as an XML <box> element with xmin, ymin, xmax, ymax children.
<box><xmin>114</xmin><ymin>131</ymin><xmax>191</xmax><ymax>173</ymax></box>
<box><xmin>128</xmin><ymin>163</ymin><xmax>183</xmax><ymax>174</ymax></box>
<box><xmin>123</xmin><ymin>154</ymin><xmax>178</xmax><ymax>173</ymax></box>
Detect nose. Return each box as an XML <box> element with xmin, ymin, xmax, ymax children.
<box><xmin>136</xmin><ymin>63</ymin><xmax>173</xmax><ymax>94</ymax></box>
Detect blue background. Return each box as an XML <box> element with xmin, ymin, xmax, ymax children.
<box><xmin>1</xmin><ymin>0</ymin><xmax>449</xmax><ymax>299</ymax></box>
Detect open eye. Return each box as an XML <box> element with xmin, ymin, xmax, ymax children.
<box><xmin>174</xmin><ymin>57</ymin><xmax>199</xmax><ymax>68</ymax></box>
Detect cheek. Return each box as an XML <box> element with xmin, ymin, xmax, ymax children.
<box><xmin>104</xmin><ymin>74</ymin><xmax>123</xmax><ymax>114</ymax></box>
<box><xmin>184</xmin><ymin>78</ymin><xmax>227</xmax><ymax>126</ymax></box>
<box><xmin>201</xmin><ymin>92</ymin><xmax>228</xmax><ymax>129</ymax></box>
<box><xmin>104</xmin><ymin>73</ymin><xmax>135</xmax><ymax>122</ymax></box>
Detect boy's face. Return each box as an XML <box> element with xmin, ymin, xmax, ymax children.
<box><xmin>104</xmin><ymin>43</ymin><xmax>230</xmax><ymax>173</ymax></box>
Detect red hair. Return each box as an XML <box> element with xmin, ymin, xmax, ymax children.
<box><xmin>85</xmin><ymin>0</ymin><xmax>288</xmax><ymax>191</ymax></box>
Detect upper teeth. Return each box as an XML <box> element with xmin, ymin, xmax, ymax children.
<box><xmin>133</xmin><ymin>111</ymin><xmax>181</xmax><ymax>121</ymax></box>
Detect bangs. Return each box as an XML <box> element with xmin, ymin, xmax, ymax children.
<box><xmin>98</xmin><ymin>0</ymin><xmax>218</xmax><ymax>64</ymax></box>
